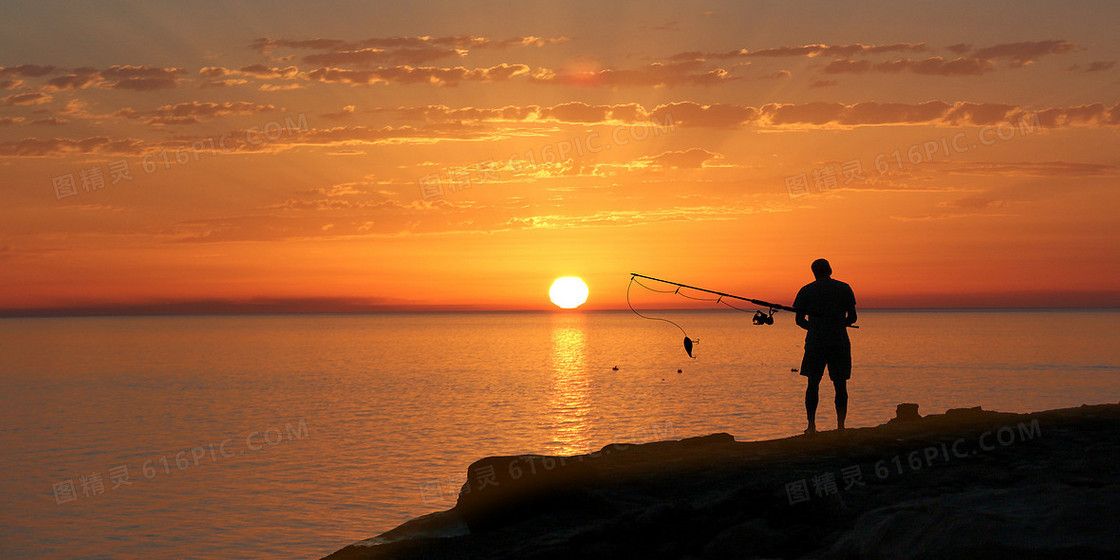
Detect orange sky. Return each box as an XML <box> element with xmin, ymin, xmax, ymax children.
<box><xmin>2</xmin><ymin>1</ymin><xmax>1118</xmax><ymax>314</ymax></box>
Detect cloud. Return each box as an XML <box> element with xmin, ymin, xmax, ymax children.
<box><xmin>822</xmin><ymin>59</ymin><xmax>871</xmax><ymax>74</ymax></box>
<box><xmin>198</xmin><ymin>65</ymin><xmax>302</xmax><ymax>88</ymax></box>
<box><xmin>109</xmin><ymin>101</ymin><xmax>278</xmax><ymax>125</ymax></box>
<box><xmin>197</xmin><ymin>66</ymin><xmax>251</xmax><ymax>87</ymax></box>
<box><xmin>306</xmin><ymin>63</ymin><xmax>529</xmax><ymax>86</ymax></box>
<box><xmin>0</xmin><ymin>136</ymin><xmax>147</xmax><ymax>157</ymax></box>
<box><xmin>259</xmin><ymin>83</ymin><xmax>304</xmax><ymax>91</ymax></box>
<box><xmin>0</xmin><ymin>116</ymin><xmax>26</xmax><ymax>126</ymax></box>
<box><xmin>0</xmin><ymin>64</ymin><xmax>59</xmax><ymax>77</ymax></box>
<box><xmin>152</xmin><ymin>101</ymin><xmax>276</xmax><ymax>118</ymax></box>
<box><xmin>0</xmin><ymin>79</ymin><xmax>23</xmax><ymax>90</ymax></box>
<box><xmin>648</xmin><ymin>102</ymin><xmax>757</xmax><ymax>127</ymax></box>
<box><xmin>3</xmin><ymin>92</ymin><xmax>52</xmax><ymax>105</ymax></box>
<box><xmin>160</xmin><ymin>193</ymin><xmax>770</xmax><ymax>241</ymax></box>
<box><xmin>144</xmin><ymin>101</ymin><xmax>277</xmax><ymax>125</ymax></box>
<box><xmin>393</xmin><ymin>100</ymin><xmax>750</xmax><ymax>128</ymax></box>
<box><xmin>320</xmin><ymin>105</ymin><xmax>356</xmax><ymax>121</ymax></box>
<box><xmin>487</xmin><ymin>36</ymin><xmax>568</xmax><ymax>49</ymax></box>
<box><xmin>200</xmin><ymin>78</ymin><xmax>249</xmax><ymax>88</ymax></box>
<box><xmin>27</xmin><ymin>117</ymin><xmax>70</xmax><ymax>126</ymax></box>
<box><xmin>3</xmin><ymin>91</ymin><xmax>53</xmax><ymax>105</ymax></box>
<box><xmin>42</xmin><ymin>69</ymin><xmax>101</xmax><ymax>91</ymax></box>
<box><xmin>939</xmin><ymin>196</ymin><xmax>1007</xmax><ymax>210</ymax></box>
<box><xmin>826</xmin><ymin>57</ymin><xmax>995</xmax><ymax>76</ymax></box>
<box><xmin>813</xmin><ymin>40</ymin><xmax>1077</xmax><ymax>78</ymax></box>
<box><xmin>59</xmin><ymin>99</ymin><xmax>93</xmax><ymax>116</ymax></box>
<box><xmin>394</xmin><ymin>104</ymin><xmax>542</xmax><ymax>122</ymax></box>
<box><xmin>530</xmin><ymin>59</ymin><xmax>735</xmax><ymax>87</ymax></box>
<box><xmin>99</xmin><ymin>65</ymin><xmax>188</xmax><ymax>90</ymax></box>
<box><xmin>757</xmin><ymin>100</ymin><xmax>1043</xmax><ymax>128</ymax></box>
<box><xmin>942</xmin><ymin>102</ymin><xmax>1019</xmax><ymax>125</ymax></box>
<box><xmin>1067</xmin><ymin>61</ymin><xmax>1115</xmax><ymax>72</ymax></box>
<box><xmin>940</xmin><ymin>161</ymin><xmax>1119</xmax><ymax>177</ymax></box>
<box><xmin>972</xmin><ymin>40</ymin><xmax>1077</xmax><ymax>67</ymax></box>
<box><xmin>251</xmin><ymin>35</ymin><xmax>565</xmax><ymax>54</ymax></box>
<box><xmin>643</xmin><ymin>148</ymin><xmax>722</xmax><ymax>169</ymax></box>
<box><xmin>1034</xmin><ymin>102</ymin><xmax>1120</xmax><ymax>127</ymax></box>
<box><xmin>251</xmin><ymin>38</ymin><xmax>350</xmax><ymax>53</ymax></box>
<box><xmin>879</xmin><ymin>57</ymin><xmax>995</xmax><ymax>75</ymax></box>
<box><xmin>387</xmin><ymin>100</ymin><xmax>1120</xmax><ymax>130</ymax></box>
<box><xmin>767</xmin><ymin>100</ymin><xmax>1031</xmax><ymax>127</ymax></box>
<box><xmin>199</xmin><ymin>66</ymin><xmax>233</xmax><ymax>78</ymax></box>
<box><xmin>672</xmin><ymin>43</ymin><xmax>928</xmax><ymax>60</ymax></box>
<box><xmin>236</xmin><ymin>64</ymin><xmax>301</xmax><ymax>78</ymax></box>
<box><xmin>2</xmin><ymin>64</ymin><xmax>189</xmax><ymax>91</ymax></box>
<box><xmin>538</xmin><ymin>102</ymin><xmax>616</xmax><ymax>123</ymax></box>
<box><xmin>302</xmin><ymin>46</ymin><xmax>465</xmax><ymax>66</ymax></box>
<box><xmin>758</xmin><ymin>70</ymin><xmax>792</xmax><ymax>80</ymax></box>
<box><xmin>280</xmin><ymin>123</ymin><xmax>503</xmax><ymax>146</ymax></box>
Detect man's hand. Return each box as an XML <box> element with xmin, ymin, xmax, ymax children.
<box><xmin>845</xmin><ymin>307</ymin><xmax>858</xmax><ymax>327</ymax></box>
<box><xmin>795</xmin><ymin>312</ymin><xmax>811</xmax><ymax>330</ymax></box>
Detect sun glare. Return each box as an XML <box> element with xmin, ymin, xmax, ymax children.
<box><xmin>549</xmin><ymin>277</ymin><xmax>589</xmax><ymax>309</ymax></box>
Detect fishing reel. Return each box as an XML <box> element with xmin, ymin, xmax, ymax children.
<box><xmin>752</xmin><ymin>309</ymin><xmax>775</xmax><ymax>326</ymax></box>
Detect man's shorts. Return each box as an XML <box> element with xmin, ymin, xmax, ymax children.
<box><xmin>800</xmin><ymin>343</ymin><xmax>851</xmax><ymax>381</ymax></box>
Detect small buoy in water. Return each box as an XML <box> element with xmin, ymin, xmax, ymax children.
<box><xmin>791</xmin><ymin>368</ymin><xmax>799</xmax><ymax>373</ymax></box>
<box><xmin>612</xmin><ymin>366</ymin><xmax>619</xmax><ymax>371</ymax></box>
<box><xmin>677</xmin><ymin>369</ymin><xmax>682</xmax><ymax>373</ymax></box>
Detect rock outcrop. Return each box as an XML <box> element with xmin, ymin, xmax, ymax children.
<box><xmin>324</xmin><ymin>403</ymin><xmax>1120</xmax><ymax>560</ymax></box>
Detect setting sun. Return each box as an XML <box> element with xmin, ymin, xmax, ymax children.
<box><xmin>549</xmin><ymin>277</ymin><xmax>589</xmax><ymax>309</ymax></box>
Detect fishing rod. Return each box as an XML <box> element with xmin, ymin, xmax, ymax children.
<box><xmin>632</xmin><ymin>273</ymin><xmax>797</xmax><ymax>318</ymax></box>
<box><xmin>627</xmin><ymin>272</ymin><xmax>857</xmax><ymax>358</ymax></box>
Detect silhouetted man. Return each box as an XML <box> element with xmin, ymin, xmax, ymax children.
<box><xmin>794</xmin><ymin>259</ymin><xmax>857</xmax><ymax>434</ymax></box>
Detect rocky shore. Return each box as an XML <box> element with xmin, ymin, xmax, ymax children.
<box><xmin>324</xmin><ymin>402</ymin><xmax>1120</xmax><ymax>559</ymax></box>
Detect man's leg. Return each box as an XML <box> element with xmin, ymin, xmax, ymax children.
<box><xmin>805</xmin><ymin>375</ymin><xmax>822</xmax><ymax>433</ymax></box>
<box><xmin>833</xmin><ymin>379</ymin><xmax>848</xmax><ymax>430</ymax></box>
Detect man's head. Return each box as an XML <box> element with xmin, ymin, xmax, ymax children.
<box><xmin>811</xmin><ymin>258</ymin><xmax>832</xmax><ymax>279</ymax></box>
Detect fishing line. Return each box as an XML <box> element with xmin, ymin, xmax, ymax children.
<box><xmin>627</xmin><ymin>273</ymin><xmax>810</xmax><ymax>356</ymax></box>
<box><xmin>627</xmin><ymin>276</ymin><xmax>697</xmax><ymax>358</ymax></box>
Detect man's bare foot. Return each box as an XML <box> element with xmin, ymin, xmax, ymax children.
<box><xmin>804</xmin><ymin>426</ymin><xmax>817</xmax><ymax>435</ymax></box>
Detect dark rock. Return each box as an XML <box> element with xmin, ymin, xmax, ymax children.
<box><xmin>702</xmin><ymin>518</ymin><xmax>788</xmax><ymax>559</ymax></box>
<box><xmin>825</xmin><ymin>484</ymin><xmax>1120</xmax><ymax>560</ymax></box>
<box><xmin>324</xmin><ymin>403</ymin><xmax>1120</xmax><ymax>560</ymax></box>
<box><xmin>889</xmin><ymin>403</ymin><xmax>922</xmax><ymax>423</ymax></box>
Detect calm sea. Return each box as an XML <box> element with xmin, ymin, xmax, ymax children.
<box><xmin>1</xmin><ymin>310</ymin><xmax>1117</xmax><ymax>559</ymax></box>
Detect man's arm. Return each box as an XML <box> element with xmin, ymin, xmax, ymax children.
<box><xmin>796</xmin><ymin>311</ymin><xmax>811</xmax><ymax>330</ymax></box>
<box><xmin>845</xmin><ymin>285</ymin><xmax>857</xmax><ymax>326</ymax></box>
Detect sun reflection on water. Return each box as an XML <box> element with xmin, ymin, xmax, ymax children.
<box><xmin>546</xmin><ymin>313</ymin><xmax>593</xmax><ymax>455</ymax></box>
